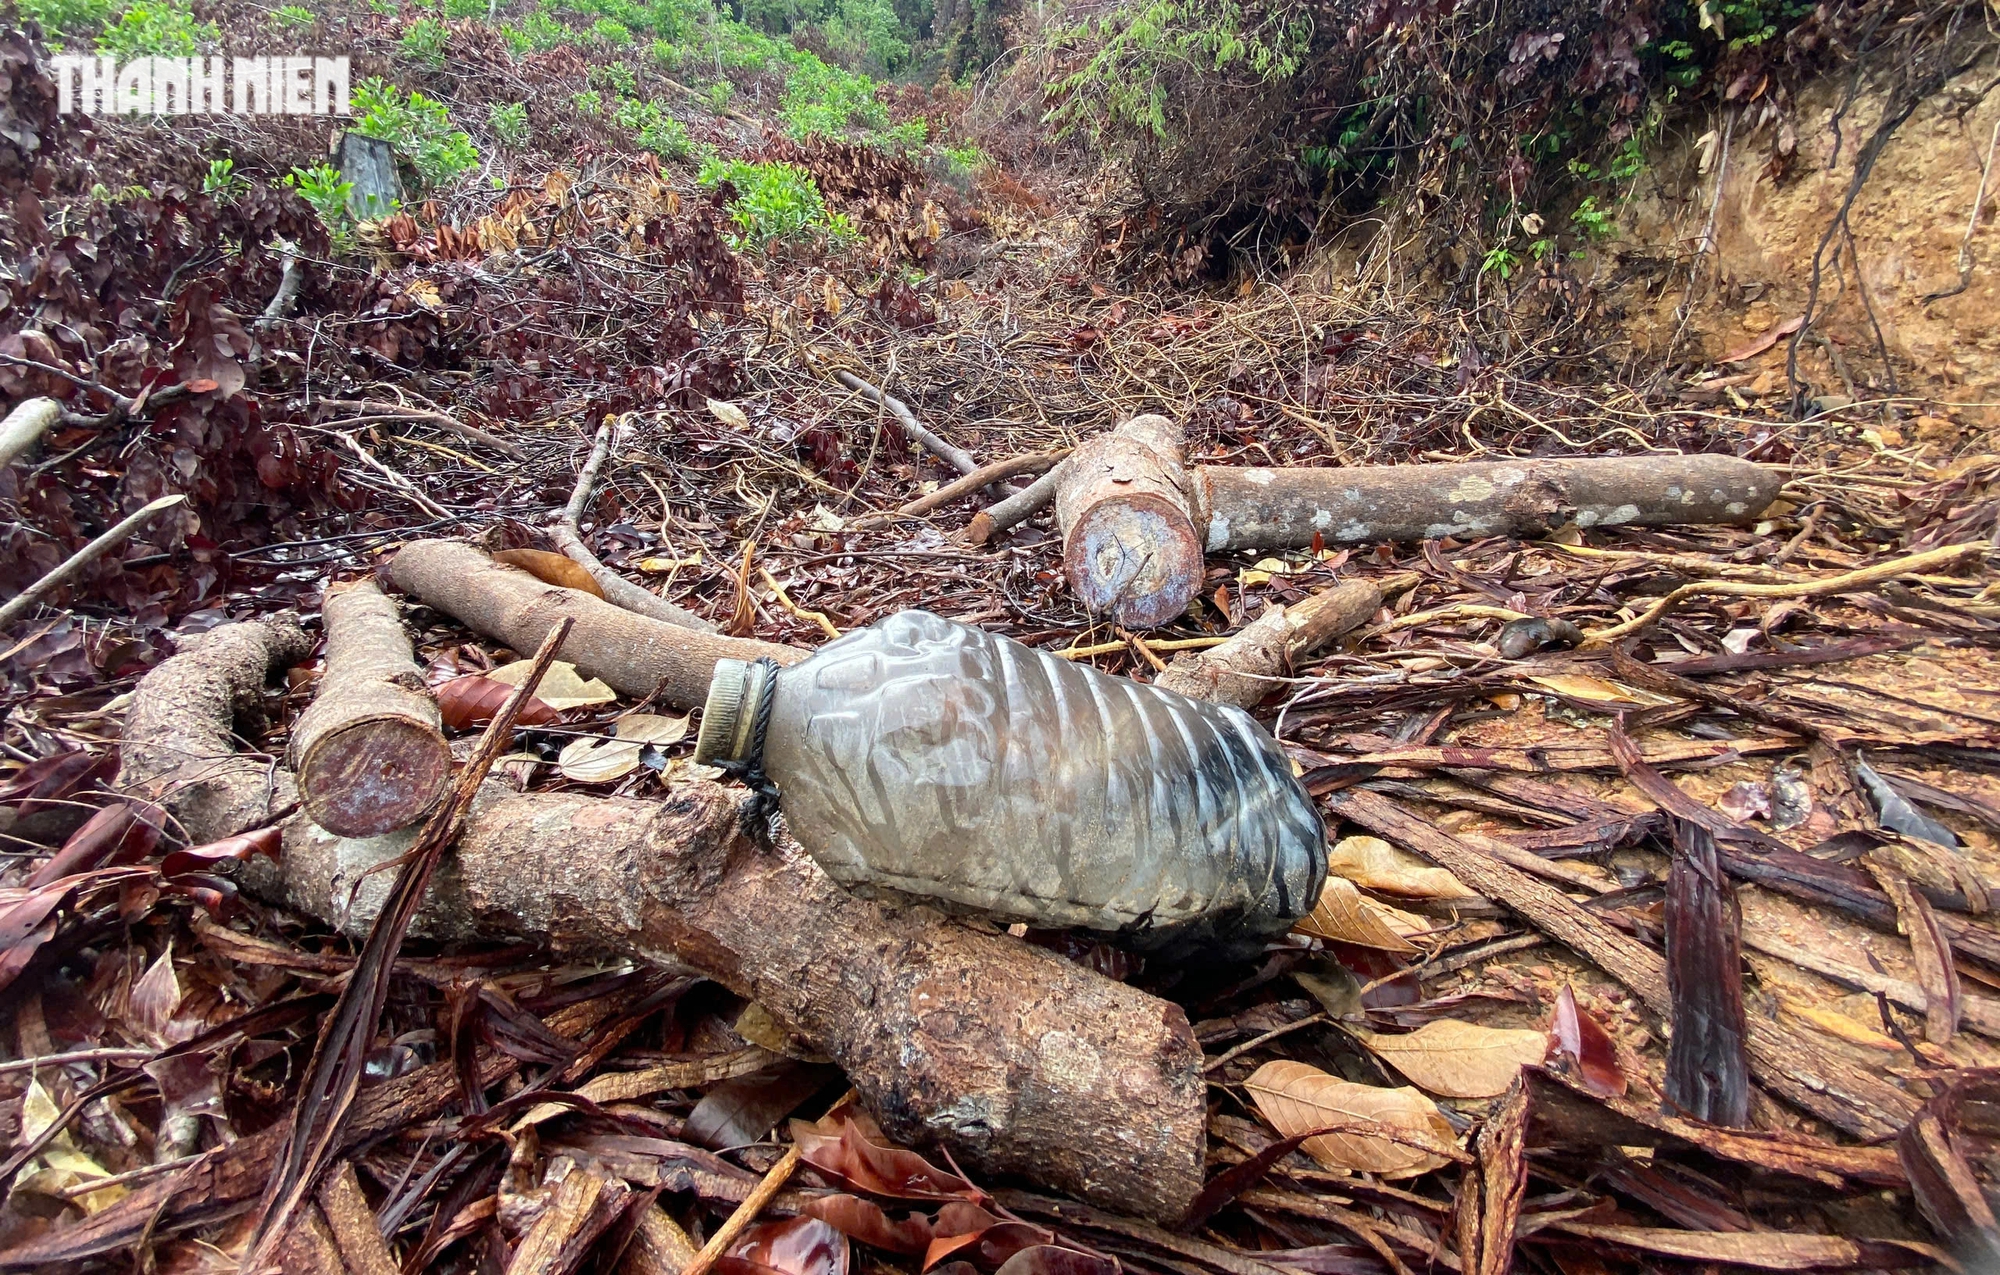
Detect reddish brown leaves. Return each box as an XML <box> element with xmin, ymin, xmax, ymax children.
<box><xmin>1545</xmin><ymin>985</ymin><xmax>1626</xmax><ymax>1098</ymax></box>
<box><xmin>160</xmin><ymin>825</ymin><xmax>282</xmax><ymax>877</ymax></box>
<box><xmin>27</xmin><ymin>798</ymin><xmax>165</xmax><ymax>886</ymax></box>
<box><xmin>803</xmin><ymin>1195</ymin><xmax>934</xmax><ymax>1256</ymax></box>
<box><xmin>719</xmin><ymin>1216</ymin><xmax>851</xmax><ymax>1275</ymax></box>
<box><xmin>790</xmin><ymin>1106</ymin><xmax>981</xmax><ymax>1202</ymax></box>
<box><xmin>438</xmin><ymin>674</ymin><xmax>560</xmax><ymax>729</ymax></box>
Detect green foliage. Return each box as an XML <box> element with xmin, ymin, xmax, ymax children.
<box><xmin>1569</xmin><ymin>194</ymin><xmax>1616</xmax><ymax>240</ymax></box>
<box><xmin>96</xmin><ymin>0</ymin><xmax>218</xmax><ymax>57</ymax></box>
<box><xmin>614</xmin><ymin>96</ymin><xmax>689</xmax><ymax>158</ymax></box>
<box><xmin>490</xmin><ymin>100</ymin><xmax>528</xmax><ymax>148</ymax></box>
<box><xmin>696</xmin><ymin>157</ymin><xmax>852</xmax><ymax>249</ymax></box>
<box><xmin>935</xmin><ymin>141</ymin><xmax>983</xmax><ymax>179</ymax></box>
<box><xmin>1043</xmin><ymin>1</ymin><xmax>1313</xmax><ymax>143</ymax></box>
<box><xmin>572</xmin><ymin>88</ymin><xmax>604</xmax><ymax>113</ymax></box>
<box><xmin>1698</xmin><ymin>0</ymin><xmax>1810</xmax><ymax>49</ymax></box>
<box><xmin>780</xmin><ymin>50</ymin><xmax>888</xmax><ymax>138</ymax></box>
<box><xmin>706</xmin><ymin>80</ymin><xmax>734</xmax><ymax>110</ymax></box>
<box><xmin>400</xmin><ymin>16</ymin><xmax>449</xmax><ymax>63</ymax></box>
<box><xmin>592</xmin><ymin>16</ymin><xmax>633</xmax><ymax>44</ymax></box>
<box><xmin>18</xmin><ymin>0</ymin><xmax>118</xmax><ymax>36</ymax></box>
<box><xmin>202</xmin><ymin>157</ymin><xmax>249</xmax><ymax>201</ymax></box>
<box><xmin>650</xmin><ymin>38</ymin><xmax>679</xmax><ymax>66</ymax></box>
<box><xmin>501</xmin><ymin>9</ymin><xmax>571</xmax><ymax>50</ymax></box>
<box><xmin>825</xmin><ymin>0</ymin><xmax>909</xmax><ymax>72</ymax></box>
<box><xmin>286</xmin><ymin>163</ymin><xmax>355</xmax><ymax>248</ymax></box>
<box><xmin>443</xmin><ymin>0</ymin><xmax>487</xmax><ymax>17</ymax></box>
<box><xmin>1479</xmin><ymin>244</ymin><xmax>1519</xmax><ymax>280</ymax></box>
<box><xmin>270</xmin><ymin>3</ymin><xmax>314</xmax><ymax>30</ymax></box>
<box><xmin>352</xmin><ymin>78</ymin><xmax>481</xmax><ymax>189</ymax></box>
<box><xmin>597</xmin><ymin>60</ymin><xmax>637</xmax><ymax>94</ymax></box>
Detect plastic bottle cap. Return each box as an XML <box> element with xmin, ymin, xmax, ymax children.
<box><xmin>694</xmin><ymin>658</ymin><xmax>770</xmax><ymax>765</ymax></box>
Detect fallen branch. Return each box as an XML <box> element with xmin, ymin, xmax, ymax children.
<box><xmin>0</xmin><ymin>494</ymin><xmax>187</xmax><ymax>631</ymax></box>
<box><xmin>834</xmin><ymin>371</ymin><xmax>992</xmax><ymax>487</ymax></box>
<box><xmin>256</xmin><ymin>246</ymin><xmax>304</xmax><ymax>332</ymax></box>
<box><xmin>118</xmin><ymin>616</ymin><xmax>1209</xmax><ymax>1223</ymax></box>
<box><xmin>312</xmin><ymin>398</ymin><xmax>529</xmax><ymax>461</ymax></box>
<box><xmin>0</xmin><ymin>396</ymin><xmax>60</xmax><ymax>468</ymax></box>
<box><xmin>967</xmin><ymin>460</ymin><xmax>1067</xmax><ymax>545</ymax></box>
<box><xmin>386</xmin><ymin>539</ymin><xmax>800</xmax><ymax>707</ymax></box>
<box><xmin>288</xmin><ymin>580</ymin><xmax>451</xmax><ymax>837</ymax></box>
<box><xmin>1584</xmin><ymin>542</ymin><xmax>1988</xmax><ymax>644</ymax></box>
<box><xmin>554</xmin><ymin>420</ymin><xmax>718</xmax><ymax>632</ymax></box>
<box><xmin>1153</xmin><ymin>573</ymin><xmax>1417</xmax><ymax>708</ymax></box>
<box><xmin>852</xmin><ymin>449</ymin><xmax>1068</xmax><ymax>530</ymax></box>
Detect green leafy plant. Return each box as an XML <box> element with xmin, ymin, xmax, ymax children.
<box><xmin>489</xmin><ymin>101</ymin><xmax>528</xmax><ymax>148</ymax></box>
<box><xmin>1480</xmin><ymin>244</ymin><xmax>1519</xmax><ymax>279</ymax></box>
<box><xmin>19</xmin><ymin>0</ymin><xmax>119</xmax><ymax>35</ymax></box>
<box><xmin>270</xmin><ymin>3</ymin><xmax>314</xmax><ymax>30</ymax></box>
<box><xmin>286</xmin><ymin>163</ymin><xmax>355</xmax><ymax>249</ymax></box>
<box><xmin>779</xmin><ymin>51</ymin><xmax>886</xmax><ymax>138</ymax></box>
<box><xmin>824</xmin><ymin>0</ymin><xmax>908</xmax><ymax>72</ymax></box>
<box><xmin>96</xmin><ymin>0</ymin><xmax>218</xmax><ymax>57</ymax></box>
<box><xmin>351</xmin><ymin>78</ymin><xmax>480</xmax><ymax>189</ymax></box>
<box><xmin>1569</xmin><ymin>195</ymin><xmax>1617</xmax><ymax>240</ymax></box>
<box><xmin>501</xmin><ymin>8</ymin><xmax>570</xmax><ymax>49</ymax></box>
<box><xmin>443</xmin><ymin>0</ymin><xmax>487</xmax><ymax>17</ymax></box>
<box><xmin>614</xmin><ymin>97</ymin><xmax>689</xmax><ymax>158</ymax></box>
<box><xmin>592</xmin><ymin>17</ymin><xmax>634</xmax><ymax>44</ymax></box>
<box><xmin>650</xmin><ymin>38</ymin><xmax>679</xmax><ymax>66</ymax></box>
<box><xmin>202</xmin><ymin>157</ymin><xmax>250</xmax><ymax>201</ymax></box>
<box><xmin>400</xmin><ymin>16</ymin><xmax>449</xmax><ymax>63</ymax></box>
<box><xmin>697</xmin><ymin>156</ymin><xmax>850</xmax><ymax>249</ymax></box>
<box><xmin>705</xmin><ymin>80</ymin><xmax>735</xmax><ymax>110</ymax></box>
<box><xmin>597</xmin><ymin>60</ymin><xmax>637</xmax><ymax>94</ymax></box>
<box><xmin>572</xmin><ymin>88</ymin><xmax>604</xmax><ymax>114</ymax></box>
<box><xmin>933</xmin><ymin>141</ymin><xmax>985</xmax><ymax>182</ymax></box>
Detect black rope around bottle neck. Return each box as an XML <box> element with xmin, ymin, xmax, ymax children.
<box><xmin>715</xmin><ymin>657</ymin><xmax>782</xmax><ymax>851</ymax></box>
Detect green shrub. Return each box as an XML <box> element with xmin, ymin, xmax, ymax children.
<box><xmin>592</xmin><ymin>17</ymin><xmax>633</xmax><ymax>44</ymax></box>
<box><xmin>270</xmin><ymin>3</ymin><xmax>314</xmax><ymax>30</ymax></box>
<box><xmin>615</xmin><ymin>97</ymin><xmax>689</xmax><ymax>158</ymax></box>
<box><xmin>351</xmin><ymin>78</ymin><xmax>480</xmax><ymax>189</ymax></box>
<box><xmin>490</xmin><ymin>100</ymin><xmax>528</xmax><ymax>148</ymax></box>
<box><xmin>400</xmin><ymin>16</ymin><xmax>449</xmax><ymax>62</ymax></box>
<box><xmin>596</xmin><ymin>60</ymin><xmax>638</xmax><ymax>94</ymax></box>
<box><xmin>697</xmin><ymin>156</ymin><xmax>852</xmax><ymax>249</ymax></box>
<box><xmin>443</xmin><ymin>0</ymin><xmax>487</xmax><ymax>17</ymax></box>
<box><xmin>202</xmin><ymin>156</ymin><xmax>249</xmax><ymax>201</ymax></box>
<box><xmin>572</xmin><ymin>88</ymin><xmax>603</xmax><ymax>114</ymax></box>
<box><xmin>96</xmin><ymin>0</ymin><xmax>218</xmax><ymax>57</ymax></box>
<box><xmin>779</xmin><ymin>51</ymin><xmax>887</xmax><ymax>139</ymax></box>
<box><xmin>286</xmin><ymin>163</ymin><xmax>356</xmax><ymax>249</ymax></box>
<box><xmin>705</xmin><ymin>80</ymin><xmax>734</xmax><ymax>110</ymax></box>
<box><xmin>824</xmin><ymin>0</ymin><xmax>908</xmax><ymax>72</ymax></box>
<box><xmin>501</xmin><ymin>8</ymin><xmax>569</xmax><ymax>50</ymax></box>
<box><xmin>1569</xmin><ymin>195</ymin><xmax>1617</xmax><ymax>241</ymax></box>
<box><xmin>649</xmin><ymin>38</ymin><xmax>679</xmax><ymax>66</ymax></box>
<box><xmin>19</xmin><ymin>0</ymin><xmax>119</xmax><ymax>35</ymax></box>
<box><xmin>933</xmin><ymin>141</ymin><xmax>984</xmax><ymax>182</ymax></box>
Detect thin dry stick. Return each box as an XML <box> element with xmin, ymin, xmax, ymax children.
<box><xmin>313</xmin><ymin>398</ymin><xmax>527</xmax><ymax>460</ymax></box>
<box><xmin>850</xmin><ymin>449</ymin><xmax>1069</xmax><ymax>529</ymax></box>
<box><xmin>967</xmin><ymin>460</ymin><xmax>1068</xmax><ymax>545</ymax></box>
<box><xmin>1584</xmin><ymin>542</ymin><xmax>1987</xmax><ymax>644</ymax></box>
<box><xmin>1922</xmin><ymin>111</ymin><xmax>2000</xmax><ymax>304</ymax></box>
<box><xmin>242</xmin><ymin>619</ymin><xmax>575</xmax><ymax>1273</ymax></box>
<box><xmin>833</xmin><ymin>370</ymin><xmax>1009</xmax><ymax>496</ymax></box>
<box><xmin>555</xmin><ymin>420</ymin><xmax>715</xmax><ymax>632</ymax></box>
<box><xmin>678</xmin><ymin>1144</ymin><xmax>803</xmax><ymax>1275</ymax></box>
<box><xmin>0</xmin><ymin>495</ymin><xmax>187</xmax><ymax>630</ymax></box>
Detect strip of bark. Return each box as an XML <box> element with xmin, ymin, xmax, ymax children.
<box><xmin>556</xmin><ymin>420</ymin><xmax>717</xmax><ymax>632</ymax></box>
<box><xmin>1664</xmin><ymin>819</ymin><xmax>1750</xmax><ymax>1127</ymax></box>
<box><xmin>117</xmin><ymin>618</ymin><xmax>1209</xmax><ymax>1225</ymax></box>
<box><xmin>289</xmin><ymin>580</ymin><xmax>452</xmax><ymax>837</ymax></box>
<box><xmin>1324</xmin><ymin>787</ymin><xmax>1919</xmax><ymax>1139</ymax></box>
<box><xmin>1866</xmin><ymin>862</ymin><xmax>1962</xmax><ymax>1045</ymax></box>
<box><xmin>1055</xmin><ymin>415</ymin><xmax>1205</xmax><ymax>628</ymax></box>
<box><xmin>386</xmin><ymin>540</ymin><xmax>803</xmax><ymax>707</ymax></box>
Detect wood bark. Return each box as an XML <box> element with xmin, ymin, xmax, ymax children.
<box><xmin>1197</xmin><ymin>455</ymin><xmax>1782</xmax><ymax>553</ymax></box>
<box><xmin>1055</xmin><ymin>416</ymin><xmax>1205</xmax><ymax>629</ymax></box>
<box><xmin>1153</xmin><ymin>577</ymin><xmax>1396</xmax><ymax>708</ymax></box>
<box><xmin>0</xmin><ymin>396</ymin><xmax>60</xmax><ymax>469</ymax></box>
<box><xmin>289</xmin><ymin>581</ymin><xmax>452</xmax><ymax>837</ymax></box>
<box><xmin>967</xmin><ymin>460</ymin><xmax>1066</xmax><ymax>545</ymax></box>
<box><xmin>118</xmin><ymin>616</ymin><xmax>1209</xmax><ymax>1226</ymax></box>
<box><xmin>386</xmin><ymin>540</ymin><xmax>802</xmax><ymax>707</ymax></box>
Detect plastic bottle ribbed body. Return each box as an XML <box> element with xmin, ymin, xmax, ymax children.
<box><xmin>760</xmin><ymin>610</ymin><xmax>1326</xmax><ymax>954</ymax></box>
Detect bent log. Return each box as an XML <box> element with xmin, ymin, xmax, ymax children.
<box><xmin>1055</xmin><ymin>447</ymin><xmax>1783</xmax><ymax>627</ymax></box>
<box><xmin>289</xmin><ymin>581</ymin><xmax>451</xmax><ymax>837</ymax></box>
<box><xmin>387</xmin><ymin>539</ymin><xmax>803</xmax><ymax>708</ymax></box>
<box><xmin>119</xmin><ymin>618</ymin><xmax>1207</xmax><ymax>1225</ymax></box>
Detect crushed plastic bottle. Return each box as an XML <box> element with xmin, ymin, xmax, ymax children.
<box><xmin>694</xmin><ymin>609</ymin><xmax>1325</xmax><ymax>957</ymax></box>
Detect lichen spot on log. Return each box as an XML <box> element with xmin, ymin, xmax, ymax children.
<box><xmin>1242</xmin><ymin>469</ymin><xmax>1275</xmax><ymax>485</ymax></box>
<box><xmin>1448</xmin><ymin>474</ymin><xmax>1498</xmax><ymax>502</ymax></box>
<box><xmin>1206</xmin><ymin>514</ymin><xmax>1230</xmax><ymax>551</ymax></box>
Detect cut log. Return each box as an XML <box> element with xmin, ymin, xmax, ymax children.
<box><xmin>1054</xmin><ymin>415</ymin><xmax>1205</xmax><ymax>629</ymax></box>
<box><xmin>118</xmin><ymin>618</ymin><xmax>1208</xmax><ymax>1226</ymax></box>
<box><xmin>1054</xmin><ymin>439</ymin><xmax>1782</xmax><ymax>627</ymax></box>
<box><xmin>1198</xmin><ymin>454</ymin><xmax>1782</xmax><ymax>553</ymax></box>
<box><xmin>386</xmin><ymin>540</ymin><xmax>802</xmax><ymax>707</ymax></box>
<box><xmin>288</xmin><ymin>581</ymin><xmax>451</xmax><ymax>837</ymax></box>
<box><xmin>1152</xmin><ymin>574</ymin><xmax>1414</xmax><ymax>709</ymax></box>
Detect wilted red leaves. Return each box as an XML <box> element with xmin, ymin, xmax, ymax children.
<box><xmin>721</xmin><ymin>1216</ymin><xmax>851</xmax><ymax>1275</ymax></box>
<box><xmin>1546</xmin><ymin>984</ymin><xmax>1627</xmax><ymax>1098</ymax></box>
<box><xmin>791</xmin><ymin>1107</ymin><xmax>1114</xmax><ymax>1275</ymax></box>
<box><xmin>437</xmin><ymin>674</ymin><xmax>561</xmax><ymax>729</ymax></box>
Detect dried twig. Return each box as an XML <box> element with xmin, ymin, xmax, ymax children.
<box><xmin>0</xmin><ymin>495</ymin><xmax>187</xmax><ymax>631</ymax></box>
<box><xmin>555</xmin><ymin>419</ymin><xmax>717</xmax><ymax>632</ymax></box>
<box><xmin>311</xmin><ymin>398</ymin><xmax>528</xmax><ymax>461</ymax></box>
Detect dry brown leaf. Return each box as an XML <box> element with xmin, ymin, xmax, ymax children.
<box><xmin>487</xmin><ymin>659</ymin><xmax>616</xmax><ymax>709</ymax></box>
<box><xmin>1326</xmin><ymin>836</ymin><xmax>1476</xmax><ymax>900</ymax></box>
<box><xmin>1242</xmin><ymin>1059</ymin><xmax>1457</xmax><ymax>1178</ymax></box>
<box><xmin>557</xmin><ymin>713</ymin><xmax>689</xmax><ymax>783</ymax></box>
<box><xmin>707</xmin><ymin>398</ymin><xmax>751</xmax><ymax>430</ymax></box>
<box><xmin>1526</xmin><ymin>673</ymin><xmax>1666</xmax><ymax>705</ymax></box>
<box><xmin>1355</xmin><ymin>1019</ymin><xmax>1547</xmax><ymax>1098</ymax></box>
<box><xmin>492</xmin><ymin>548</ymin><xmax>606</xmax><ymax>599</ymax></box>
<box><xmin>1294</xmin><ymin>877</ymin><xmax>1419</xmax><ymax>953</ymax></box>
